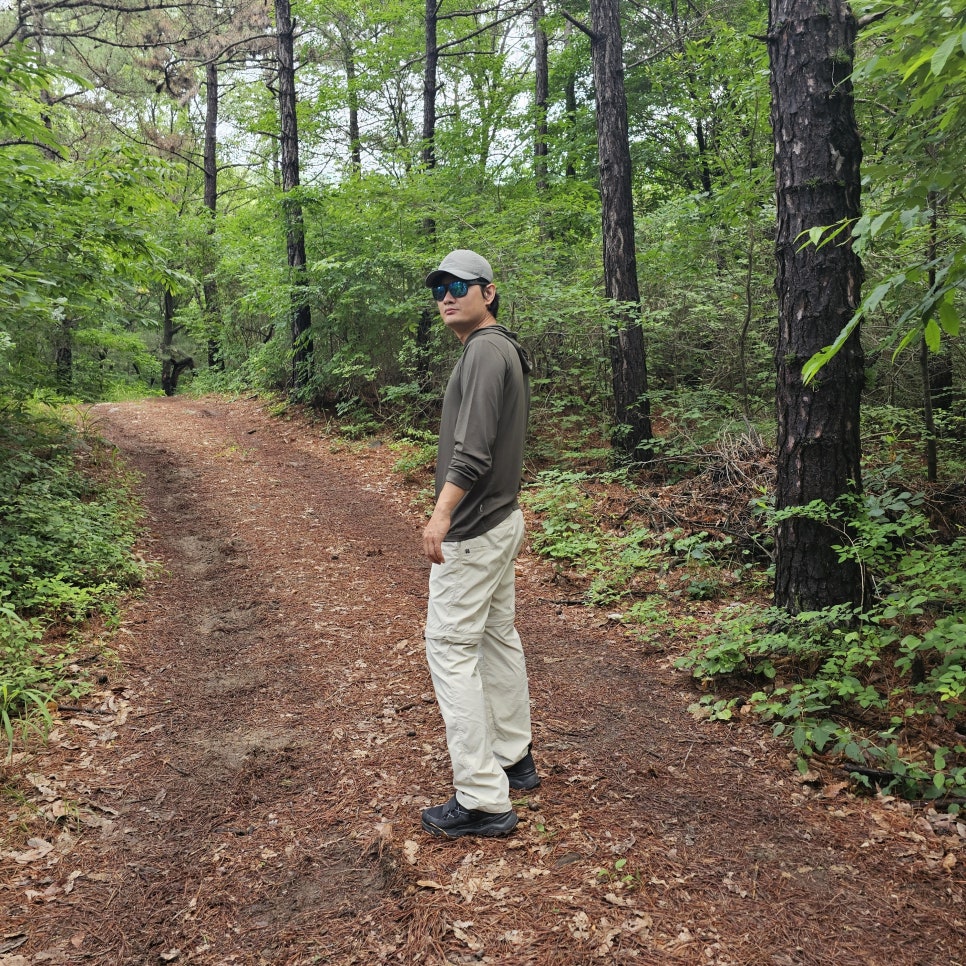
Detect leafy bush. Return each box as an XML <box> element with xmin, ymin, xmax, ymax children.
<box><xmin>678</xmin><ymin>485</ymin><xmax>966</xmax><ymax>803</ymax></box>
<box><xmin>522</xmin><ymin>470</ymin><xmax>737</xmax><ymax>607</ymax></box>
<box><xmin>522</xmin><ymin>470</ymin><xmax>604</xmax><ymax>569</ymax></box>
<box><xmin>0</xmin><ymin>598</ymin><xmax>82</xmax><ymax>751</ymax></box>
<box><xmin>0</xmin><ymin>404</ymin><xmax>144</xmax><ymax>752</ymax></box>
<box><xmin>0</xmin><ymin>410</ymin><xmax>142</xmax><ymax>619</ymax></box>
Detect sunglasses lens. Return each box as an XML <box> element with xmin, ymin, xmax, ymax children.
<box><xmin>433</xmin><ymin>279</ymin><xmax>471</xmax><ymax>300</ymax></box>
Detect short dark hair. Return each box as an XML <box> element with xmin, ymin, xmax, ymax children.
<box><xmin>489</xmin><ymin>290</ymin><xmax>500</xmax><ymax>319</ymax></box>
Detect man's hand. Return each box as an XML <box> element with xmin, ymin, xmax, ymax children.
<box><xmin>423</xmin><ymin>508</ymin><xmax>451</xmax><ymax>564</ymax></box>
<box><xmin>423</xmin><ymin>482</ymin><xmax>466</xmax><ymax>564</ymax></box>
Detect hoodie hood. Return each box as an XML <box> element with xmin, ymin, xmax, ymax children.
<box><xmin>472</xmin><ymin>324</ymin><xmax>532</xmax><ymax>374</ymax></box>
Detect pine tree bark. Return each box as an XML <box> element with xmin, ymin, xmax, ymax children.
<box><xmin>275</xmin><ymin>0</ymin><xmax>313</xmax><ymax>391</ymax></box>
<box><xmin>533</xmin><ymin>0</ymin><xmax>549</xmax><ymax>192</ymax></box>
<box><xmin>421</xmin><ymin>0</ymin><xmax>438</xmax><ymax>177</ymax></box>
<box><xmin>769</xmin><ymin>0</ymin><xmax>865</xmax><ymax>612</ymax></box>
<box><xmin>203</xmin><ymin>61</ymin><xmax>223</xmax><ymax>371</ymax></box>
<box><xmin>415</xmin><ymin>0</ymin><xmax>439</xmax><ymax>388</ymax></box>
<box><xmin>589</xmin><ymin>0</ymin><xmax>652</xmax><ymax>460</ymax></box>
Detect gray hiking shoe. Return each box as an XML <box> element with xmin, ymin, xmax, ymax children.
<box><xmin>421</xmin><ymin>796</ymin><xmax>518</xmax><ymax>839</ymax></box>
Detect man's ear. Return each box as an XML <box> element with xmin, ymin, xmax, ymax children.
<box><xmin>483</xmin><ymin>283</ymin><xmax>496</xmax><ymax>306</ymax></box>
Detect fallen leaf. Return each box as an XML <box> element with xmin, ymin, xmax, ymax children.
<box><xmin>0</xmin><ymin>934</ymin><xmax>28</xmax><ymax>955</ymax></box>
<box><xmin>416</xmin><ymin>879</ymin><xmax>445</xmax><ymax>890</ymax></box>
<box><xmin>64</xmin><ymin>871</ymin><xmax>83</xmax><ymax>895</ymax></box>
<box><xmin>7</xmin><ymin>838</ymin><xmax>54</xmax><ymax>864</ymax></box>
<box><xmin>624</xmin><ymin>915</ymin><xmax>652</xmax><ymax>935</ymax></box>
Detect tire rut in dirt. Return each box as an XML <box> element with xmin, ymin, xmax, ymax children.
<box><xmin>74</xmin><ymin>416</ymin><xmax>395</xmax><ymax>963</ymax></box>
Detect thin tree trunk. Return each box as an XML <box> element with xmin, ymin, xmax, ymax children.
<box><xmin>161</xmin><ymin>289</ymin><xmax>176</xmax><ymax>395</ymax></box>
<box><xmin>589</xmin><ymin>0</ymin><xmax>652</xmax><ymax>461</ymax></box>
<box><xmin>415</xmin><ymin>0</ymin><xmax>439</xmax><ymax>388</ymax></box>
<box><xmin>421</xmin><ymin>0</ymin><xmax>438</xmax><ymax>176</ymax></box>
<box><xmin>160</xmin><ymin>290</ymin><xmax>193</xmax><ymax>395</ymax></box>
<box><xmin>54</xmin><ymin>316</ymin><xmax>73</xmax><ymax>391</ymax></box>
<box><xmin>203</xmin><ymin>60</ymin><xmax>223</xmax><ymax>371</ymax></box>
<box><xmin>564</xmin><ymin>56</ymin><xmax>577</xmax><ymax>180</ymax></box>
<box><xmin>344</xmin><ymin>38</ymin><xmax>362</xmax><ymax>172</ymax></box>
<box><xmin>921</xmin><ymin>195</ymin><xmax>954</xmax><ymax>480</ymax></box>
<box><xmin>533</xmin><ymin>0</ymin><xmax>549</xmax><ymax>192</ymax></box>
<box><xmin>275</xmin><ymin>0</ymin><xmax>313</xmax><ymax>391</ymax></box>
<box><xmin>769</xmin><ymin>0</ymin><xmax>865</xmax><ymax>613</ymax></box>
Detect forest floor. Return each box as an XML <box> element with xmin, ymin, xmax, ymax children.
<box><xmin>2</xmin><ymin>394</ymin><xmax>965</xmax><ymax>966</ymax></box>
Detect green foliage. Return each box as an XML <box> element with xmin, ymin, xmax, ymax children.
<box><xmin>0</xmin><ymin>599</ymin><xmax>78</xmax><ymax>754</ymax></box>
<box><xmin>522</xmin><ymin>470</ymin><xmax>738</xmax><ymax>608</ymax></box>
<box><xmin>679</xmin><ymin>478</ymin><xmax>966</xmax><ymax>801</ymax></box>
<box><xmin>0</xmin><ymin>409</ymin><xmax>143</xmax><ymax>620</ymax></box>
<box><xmin>0</xmin><ymin>46</ymin><xmax>188</xmax><ymax>402</ymax></box>
<box><xmin>388</xmin><ymin>430</ymin><xmax>437</xmax><ymax>480</ymax></box>
<box><xmin>0</xmin><ymin>403</ymin><xmax>144</xmax><ymax>751</ymax></box>
<box><xmin>805</xmin><ymin>0</ymin><xmax>966</xmax><ymax>381</ymax></box>
<box><xmin>522</xmin><ymin>471</ymin><xmax>604</xmax><ymax>569</ymax></box>
<box><xmin>596</xmin><ymin>856</ymin><xmax>641</xmax><ymax>890</ymax></box>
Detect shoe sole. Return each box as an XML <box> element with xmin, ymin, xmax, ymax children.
<box><xmin>421</xmin><ymin>812</ymin><xmax>519</xmax><ymax>839</ymax></box>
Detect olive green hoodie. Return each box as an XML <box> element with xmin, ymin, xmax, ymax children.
<box><xmin>435</xmin><ymin>325</ymin><xmax>532</xmax><ymax>541</ymax></box>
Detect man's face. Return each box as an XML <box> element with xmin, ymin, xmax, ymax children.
<box><xmin>434</xmin><ymin>276</ymin><xmax>496</xmax><ymax>341</ymax></box>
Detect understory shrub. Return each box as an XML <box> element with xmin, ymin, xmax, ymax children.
<box><xmin>678</xmin><ymin>483</ymin><xmax>966</xmax><ymax>803</ymax></box>
<box><xmin>522</xmin><ymin>469</ymin><xmax>741</xmax><ymax>608</ymax></box>
<box><xmin>0</xmin><ymin>403</ymin><xmax>144</xmax><ymax>753</ymax></box>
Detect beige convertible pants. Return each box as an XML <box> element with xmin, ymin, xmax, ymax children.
<box><xmin>425</xmin><ymin>509</ymin><xmax>533</xmax><ymax>813</ymax></box>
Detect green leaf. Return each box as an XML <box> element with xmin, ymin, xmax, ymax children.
<box><xmin>802</xmin><ymin>311</ymin><xmax>861</xmax><ymax>384</ymax></box>
<box><xmin>938</xmin><ymin>297</ymin><xmax>960</xmax><ymax>336</ymax></box>
<box><xmin>930</xmin><ymin>32</ymin><xmax>960</xmax><ymax>76</ymax></box>
<box><xmin>812</xmin><ymin>720</ymin><xmax>838</xmax><ymax>752</ymax></box>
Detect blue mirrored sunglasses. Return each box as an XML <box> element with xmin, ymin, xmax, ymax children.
<box><xmin>431</xmin><ymin>278</ymin><xmax>486</xmax><ymax>301</ymax></box>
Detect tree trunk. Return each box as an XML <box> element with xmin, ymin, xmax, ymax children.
<box><xmin>161</xmin><ymin>289</ymin><xmax>194</xmax><ymax>396</ymax></box>
<box><xmin>415</xmin><ymin>0</ymin><xmax>439</xmax><ymax>388</ymax></box>
<box><xmin>921</xmin><ymin>196</ymin><xmax>954</xmax><ymax>480</ymax></box>
<box><xmin>344</xmin><ymin>36</ymin><xmax>362</xmax><ymax>172</ymax></box>
<box><xmin>669</xmin><ymin>0</ymin><xmax>713</xmax><ymax>196</ymax></box>
<box><xmin>421</xmin><ymin>0</ymin><xmax>438</xmax><ymax>175</ymax></box>
<box><xmin>275</xmin><ymin>0</ymin><xmax>313</xmax><ymax>391</ymax></box>
<box><xmin>564</xmin><ymin>50</ymin><xmax>577</xmax><ymax>180</ymax></box>
<box><xmin>589</xmin><ymin>0</ymin><xmax>652</xmax><ymax>461</ymax></box>
<box><xmin>203</xmin><ymin>60</ymin><xmax>224</xmax><ymax>371</ymax></box>
<box><xmin>533</xmin><ymin>0</ymin><xmax>549</xmax><ymax>192</ymax></box>
<box><xmin>54</xmin><ymin>316</ymin><xmax>73</xmax><ymax>391</ymax></box>
<box><xmin>769</xmin><ymin>0</ymin><xmax>865</xmax><ymax>613</ymax></box>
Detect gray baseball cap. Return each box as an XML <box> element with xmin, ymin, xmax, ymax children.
<box><xmin>425</xmin><ymin>249</ymin><xmax>493</xmax><ymax>287</ymax></box>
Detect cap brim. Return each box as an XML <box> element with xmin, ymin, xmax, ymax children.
<box><xmin>425</xmin><ymin>268</ymin><xmax>479</xmax><ymax>287</ymax></box>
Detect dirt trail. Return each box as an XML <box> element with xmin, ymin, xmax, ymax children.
<box><xmin>2</xmin><ymin>395</ymin><xmax>964</xmax><ymax>966</ymax></box>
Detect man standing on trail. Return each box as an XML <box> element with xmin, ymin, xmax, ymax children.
<box><xmin>419</xmin><ymin>249</ymin><xmax>540</xmax><ymax>839</ymax></box>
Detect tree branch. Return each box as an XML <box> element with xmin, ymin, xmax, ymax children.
<box><xmin>857</xmin><ymin>10</ymin><xmax>891</xmax><ymax>29</ymax></box>
<box><xmin>560</xmin><ymin>9</ymin><xmax>594</xmax><ymax>40</ymax></box>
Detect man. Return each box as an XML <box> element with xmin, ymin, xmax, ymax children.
<box><xmin>419</xmin><ymin>248</ymin><xmax>540</xmax><ymax>839</ymax></box>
